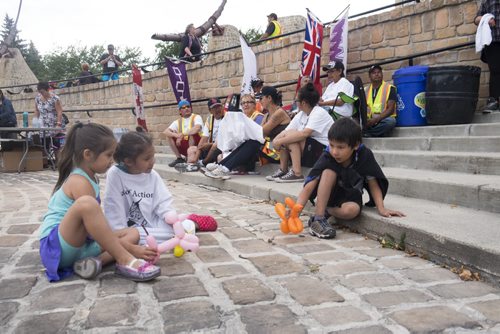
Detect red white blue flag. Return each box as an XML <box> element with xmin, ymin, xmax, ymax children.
<box><xmin>299</xmin><ymin>10</ymin><xmax>324</xmax><ymax>93</ymax></box>
<box><xmin>132</xmin><ymin>64</ymin><xmax>148</xmax><ymax>131</ymax></box>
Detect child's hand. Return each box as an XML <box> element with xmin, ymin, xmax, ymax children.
<box><xmin>378</xmin><ymin>207</ymin><xmax>406</xmax><ymax>218</ymax></box>
<box><xmin>132</xmin><ymin>245</ymin><xmax>158</xmax><ymax>262</ymax></box>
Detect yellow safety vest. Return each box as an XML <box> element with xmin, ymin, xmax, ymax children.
<box><xmin>204</xmin><ymin>114</ymin><xmax>224</xmax><ymax>143</ymax></box>
<box><xmin>366</xmin><ymin>81</ymin><xmax>396</xmax><ymax>119</ymax></box>
<box><xmin>269</xmin><ymin>20</ymin><xmax>282</xmax><ymax>38</ymax></box>
<box><xmin>177</xmin><ymin>114</ymin><xmax>202</xmax><ymax>140</ymax></box>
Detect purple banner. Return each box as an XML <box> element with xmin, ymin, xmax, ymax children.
<box><xmin>165</xmin><ymin>58</ymin><xmax>191</xmax><ymax>103</ymax></box>
<box><xmin>329</xmin><ymin>10</ymin><xmax>349</xmax><ymax>69</ymax></box>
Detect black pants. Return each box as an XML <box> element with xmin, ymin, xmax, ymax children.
<box><xmin>485</xmin><ymin>42</ymin><xmax>500</xmax><ymax>99</ymax></box>
<box><xmin>220</xmin><ymin>140</ymin><xmax>260</xmax><ymax>171</ymax></box>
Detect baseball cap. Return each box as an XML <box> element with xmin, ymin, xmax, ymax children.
<box><xmin>369</xmin><ymin>64</ymin><xmax>383</xmax><ymax>73</ymax></box>
<box><xmin>250</xmin><ymin>78</ymin><xmax>264</xmax><ymax>88</ymax></box>
<box><xmin>322</xmin><ymin>60</ymin><xmax>345</xmax><ymax>72</ymax></box>
<box><xmin>207</xmin><ymin>97</ymin><xmax>222</xmax><ymax>109</ymax></box>
<box><xmin>267</xmin><ymin>13</ymin><xmax>278</xmax><ymax>20</ymax></box>
<box><xmin>178</xmin><ymin>100</ymin><xmax>190</xmax><ymax>109</ymax></box>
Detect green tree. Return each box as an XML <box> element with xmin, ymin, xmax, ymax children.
<box><xmin>1</xmin><ymin>14</ymin><xmax>27</xmax><ymax>54</ymax></box>
<box><xmin>241</xmin><ymin>28</ymin><xmax>263</xmax><ymax>43</ymax></box>
<box><xmin>24</xmin><ymin>41</ymin><xmax>46</xmax><ymax>80</ymax></box>
<box><xmin>154</xmin><ymin>41</ymin><xmax>181</xmax><ymax>64</ymax></box>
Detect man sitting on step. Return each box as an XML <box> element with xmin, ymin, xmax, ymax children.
<box><xmin>363</xmin><ymin>65</ymin><xmax>397</xmax><ymax>137</ymax></box>
<box><xmin>163</xmin><ymin>100</ymin><xmax>203</xmax><ymax>167</ymax></box>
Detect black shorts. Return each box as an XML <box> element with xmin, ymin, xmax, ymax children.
<box><xmin>327</xmin><ymin>184</ymin><xmax>363</xmax><ymax>209</ymax></box>
<box><xmin>301</xmin><ymin>137</ymin><xmax>326</xmax><ymax>168</ymax></box>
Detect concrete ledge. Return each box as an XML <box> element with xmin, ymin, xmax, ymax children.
<box><xmin>156</xmin><ymin>163</ymin><xmax>500</xmax><ymax>285</ymax></box>
<box><xmin>364</xmin><ymin>136</ymin><xmax>500</xmax><ymax>152</ymax></box>
<box><xmin>392</xmin><ymin>123</ymin><xmax>500</xmax><ymax>137</ymax></box>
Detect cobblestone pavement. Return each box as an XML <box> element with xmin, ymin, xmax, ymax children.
<box><xmin>1</xmin><ymin>171</ymin><xmax>500</xmax><ymax>333</ymax></box>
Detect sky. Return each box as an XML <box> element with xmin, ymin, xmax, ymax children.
<box><xmin>2</xmin><ymin>0</ymin><xmax>394</xmax><ymax>60</ymax></box>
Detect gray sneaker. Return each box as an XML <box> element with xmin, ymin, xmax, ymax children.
<box><xmin>266</xmin><ymin>169</ymin><xmax>287</xmax><ymax>181</ymax></box>
<box><xmin>308</xmin><ymin>216</ymin><xmax>336</xmax><ymax>239</ymax></box>
<box><xmin>482</xmin><ymin>98</ymin><xmax>499</xmax><ymax>114</ymax></box>
<box><xmin>275</xmin><ymin>170</ymin><xmax>304</xmax><ymax>183</ymax></box>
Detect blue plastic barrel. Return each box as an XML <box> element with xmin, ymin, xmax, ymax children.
<box><xmin>393</xmin><ymin>65</ymin><xmax>429</xmax><ymax>126</ymax></box>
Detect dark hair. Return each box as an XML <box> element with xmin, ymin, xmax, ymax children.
<box><xmin>297</xmin><ymin>83</ymin><xmax>320</xmax><ymax>107</ymax></box>
<box><xmin>327</xmin><ymin>117</ymin><xmax>362</xmax><ymax>148</ymax></box>
<box><xmin>37</xmin><ymin>82</ymin><xmax>50</xmax><ymax>91</ymax></box>
<box><xmin>261</xmin><ymin>86</ymin><xmax>282</xmax><ymax>105</ymax></box>
<box><xmin>114</xmin><ymin>126</ymin><xmax>153</xmax><ymax>164</ymax></box>
<box><xmin>53</xmin><ymin>123</ymin><xmax>115</xmax><ymax>193</ymax></box>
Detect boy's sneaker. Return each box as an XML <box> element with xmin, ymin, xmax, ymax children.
<box><xmin>308</xmin><ymin>216</ymin><xmax>336</xmax><ymax>239</ymax></box>
<box><xmin>265</xmin><ymin>169</ymin><xmax>287</xmax><ymax>181</ymax></box>
<box><xmin>168</xmin><ymin>157</ymin><xmax>185</xmax><ymax>167</ymax></box>
<box><xmin>275</xmin><ymin>170</ymin><xmax>304</xmax><ymax>183</ymax></box>
<box><xmin>482</xmin><ymin>98</ymin><xmax>499</xmax><ymax>114</ymax></box>
<box><xmin>205</xmin><ymin>165</ymin><xmax>231</xmax><ymax>180</ymax></box>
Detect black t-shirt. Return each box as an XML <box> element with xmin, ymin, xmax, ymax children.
<box><xmin>99</xmin><ymin>53</ymin><xmax>122</xmax><ymax>74</ymax></box>
<box><xmin>78</xmin><ymin>71</ymin><xmax>98</xmax><ymax>85</ymax></box>
<box><xmin>179</xmin><ymin>34</ymin><xmax>201</xmax><ymax>61</ymax></box>
<box><xmin>265</xmin><ymin>22</ymin><xmax>276</xmax><ymax>35</ymax></box>
<box><xmin>371</xmin><ymin>86</ymin><xmax>397</xmax><ymax>103</ymax></box>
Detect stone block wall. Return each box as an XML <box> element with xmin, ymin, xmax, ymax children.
<box><xmin>10</xmin><ymin>0</ymin><xmax>487</xmax><ymax>144</ymax></box>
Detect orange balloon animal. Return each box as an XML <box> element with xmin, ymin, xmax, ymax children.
<box><xmin>274</xmin><ymin>197</ymin><xmax>304</xmax><ymax>234</ymax></box>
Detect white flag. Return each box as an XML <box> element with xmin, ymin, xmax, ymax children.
<box><xmin>239</xmin><ymin>35</ymin><xmax>257</xmax><ymax>96</ymax></box>
<box><xmin>329</xmin><ymin>9</ymin><xmax>349</xmax><ymax>70</ymax></box>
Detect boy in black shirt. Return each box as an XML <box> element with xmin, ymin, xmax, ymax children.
<box><xmin>295</xmin><ymin>117</ymin><xmax>404</xmax><ymax>239</ymax></box>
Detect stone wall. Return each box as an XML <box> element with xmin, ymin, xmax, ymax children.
<box><xmin>9</xmin><ymin>0</ymin><xmax>485</xmax><ymax>144</ymax></box>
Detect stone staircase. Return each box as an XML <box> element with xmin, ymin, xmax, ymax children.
<box><xmin>154</xmin><ymin>113</ymin><xmax>500</xmax><ymax>284</ymax></box>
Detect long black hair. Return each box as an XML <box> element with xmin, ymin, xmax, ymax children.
<box><xmin>53</xmin><ymin>123</ymin><xmax>115</xmax><ymax>193</ymax></box>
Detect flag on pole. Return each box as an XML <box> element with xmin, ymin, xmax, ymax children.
<box><xmin>132</xmin><ymin>64</ymin><xmax>148</xmax><ymax>131</ymax></box>
<box><xmin>298</xmin><ymin>10</ymin><xmax>324</xmax><ymax>94</ymax></box>
<box><xmin>239</xmin><ymin>35</ymin><xmax>258</xmax><ymax>96</ymax></box>
<box><xmin>165</xmin><ymin>58</ymin><xmax>191</xmax><ymax>103</ymax></box>
<box><xmin>329</xmin><ymin>9</ymin><xmax>349</xmax><ymax>70</ymax></box>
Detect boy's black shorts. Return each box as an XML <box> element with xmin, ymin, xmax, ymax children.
<box><xmin>327</xmin><ymin>185</ymin><xmax>363</xmax><ymax>209</ymax></box>
<box><xmin>301</xmin><ymin>137</ymin><xmax>326</xmax><ymax>168</ymax></box>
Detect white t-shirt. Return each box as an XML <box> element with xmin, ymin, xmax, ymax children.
<box><xmin>285</xmin><ymin>106</ymin><xmax>333</xmax><ymax>146</ymax></box>
<box><xmin>168</xmin><ymin>114</ymin><xmax>203</xmax><ymax>133</ymax></box>
<box><xmin>322</xmin><ymin>77</ymin><xmax>355</xmax><ymax>117</ymax></box>
<box><xmin>104</xmin><ymin>166</ymin><xmax>175</xmax><ymax>244</ymax></box>
<box><xmin>202</xmin><ymin>116</ymin><xmax>223</xmax><ymax>141</ymax></box>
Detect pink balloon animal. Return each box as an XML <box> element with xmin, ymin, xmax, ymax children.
<box><xmin>146</xmin><ymin>211</ymin><xmax>200</xmax><ymax>264</ymax></box>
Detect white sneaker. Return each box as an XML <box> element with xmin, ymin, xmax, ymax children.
<box><xmin>205</xmin><ymin>165</ymin><xmax>231</xmax><ymax>180</ymax></box>
<box><xmin>206</xmin><ymin>163</ymin><xmax>219</xmax><ymax>171</ymax></box>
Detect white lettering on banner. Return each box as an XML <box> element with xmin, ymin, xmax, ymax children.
<box><xmin>173</xmin><ymin>67</ymin><xmax>186</xmax><ymax>99</ymax></box>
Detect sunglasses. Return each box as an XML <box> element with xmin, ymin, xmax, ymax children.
<box><xmin>180</xmin><ymin>106</ymin><xmax>190</xmax><ymax>110</ymax></box>
<box><xmin>241</xmin><ymin>101</ymin><xmax>255</xmax><ymax>104</ymax></box>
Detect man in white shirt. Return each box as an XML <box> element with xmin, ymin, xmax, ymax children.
<box><xmin>163</xmin><ymin>100</ymin><xmax>203</xmax><ymax>167</ymax></box>
<box><xmin>192</xmin><ymin>98</ymin><xmax>224</xmax><ymax>166</ymax></box>
<box><xmin>318</xmin><ymin>60</ymin><xmax>354</xmax><ymax>118</ymax></box>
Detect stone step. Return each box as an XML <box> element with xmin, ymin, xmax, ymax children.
<box><xmin>473</xmin><ymin>112</ymin><xmax>500</xmax><ymax>124</ymax></box>
<box><xmin>154</xmin><ymin>162</ymin><xmax>500</xmax><ymax>283</ymax></box>
<box><xmin>383</xmin><ymin>167</ymin><xmax>500</xmax><ymax>213</ymax></box>
<box><xmin>373</xmin><ymin>150</ymin><xmax>500</xmax><ymax>175</ymax></box>
<box><xmin>391</xmin><ymin>123</ymin><xmax>500</xmax><ymax>138</ymax></box>
<box><xmin>364</xmin><ymin>136</ymin><xmax>500</xmax><ymax>152</ymax></box>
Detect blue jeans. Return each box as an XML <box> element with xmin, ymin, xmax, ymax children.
<box><xmin>363</xmin><ymin>117</ymin><xmax>396</xmax><ymax>137</ymax></box>
<box><xmin>102</xmin><ymin>72</ymin><xmax>119</xmax><ymax>81</ymax></box>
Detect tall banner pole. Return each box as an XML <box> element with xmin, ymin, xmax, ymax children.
<box><xmin>132</xmin><ymin>64</ymin><xmax>148</xmax><ymax>131</ymax></box>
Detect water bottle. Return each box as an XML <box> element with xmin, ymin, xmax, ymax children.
<box><xmin>32</xmin><ymin>117</ymin><xmax>40</xmax><ymax>128</ymax></box>
<box><xmin>23</xmin><ymin>112</ymin><xmax>29</xmax><ymax>127</ymax></box>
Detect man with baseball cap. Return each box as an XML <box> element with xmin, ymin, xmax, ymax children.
<box><xmin>191</xmin><ymin>98</ymin><xmax>225</xmax><ymax>166</ymax></box>
<box><xmin>364</xmin><ymin>65</ymin><xmax>397</xmax><ymax>137</ymax></box>
<box><xmin>260</xmin><ymin>13</ymin><xmax>282</xmax><ymax>40</ymax></box>
<box><xmin>99</xmin><ymin>44</ymin><xmax>123</xmax><ymax>81</ymax></box>
<box><xmin>318</xmin><ymin>60</ymin><xmax>354</xmax><ymax>118</ymax></box>
<box><xmin>163</xmin><ymin>100</ymin><xmax>203</xmax><ymax>167</ymax></box>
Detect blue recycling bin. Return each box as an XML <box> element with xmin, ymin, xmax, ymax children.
<box><xmin>393</xmin><ymin>65</ymin><xmax>428</xmax><ymax>126</ymax></box>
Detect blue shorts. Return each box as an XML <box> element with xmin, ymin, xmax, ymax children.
<box><xmin>39</xmin><ymin>225</ymin><xmax>101</xmax><ymax>282</ymax></box>
<box><xmin>101</xmin><ymin>72</ymin><xmax>119</xmax><ymax>81</ymax></box>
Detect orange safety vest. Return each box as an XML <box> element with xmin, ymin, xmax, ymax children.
<box><xmin>178</xmin><ymin>114</ymin><xmax>202</xmax><ymax>140</ymax></box>
<box><xmin>366</xmin><ymin>81</ymin><xmax>397</xmax><ymax>119</ymax></box>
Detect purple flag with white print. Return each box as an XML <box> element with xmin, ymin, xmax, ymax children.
<box><xmin>165</xmin><ymin>58</ymin><xmax>191</xmax><ymax>103</ymax></box>
<box><xmin>329</xmin><ymin>9</ymin><xmax>349</xmax><ymax>70</ymax></box>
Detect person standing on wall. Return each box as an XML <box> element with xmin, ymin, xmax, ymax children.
<box><xmin>475</xmin><ymin>1</ymin><xmax>500</xmax><ymax>113</ymax></box>
<box><xmin>260</xmin><ymin>13</ymin><xmax>282</xmax><ymax>40</ymax></box>
<box><xmin>179</xmin><ymin>24</ymin><xmax>202</xmax><ymax>62</ymax></box>
<box><xmin>99</xmin><ymin>44</ymin><xmax>123</xmax><ymax>82</ymax></box>
<box><xmin>363</xmin><ymin>65</ymin><xmax>397</xmax><ymax>137</ymax></box>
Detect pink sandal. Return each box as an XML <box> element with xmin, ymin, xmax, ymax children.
<box><xmin>115</xmin><ymin>259</ymin><xmax>161</xmax><ymax>282</ymax></box>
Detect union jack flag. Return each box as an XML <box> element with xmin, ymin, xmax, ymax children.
<box><xmin>299</xmin><ymin>10</ymin><xmax>324</xmax><ymax>93</ymax></box>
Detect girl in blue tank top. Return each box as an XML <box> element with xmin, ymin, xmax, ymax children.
<box><xmin>39</xmin><ymin>123</ymin><xmax>160</xmax><ymax>282</ymax></box>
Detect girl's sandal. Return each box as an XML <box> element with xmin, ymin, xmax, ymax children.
<box><xmin>73</xmin><ymin>257</ymin><xmax>102</xmax><ymax>279</ymax></box>
<box><xmin>115</xmin><ymin>259</ymin><xmax>161</xmax><ymax>282</ymax></box>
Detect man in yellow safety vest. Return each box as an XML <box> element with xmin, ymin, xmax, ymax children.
<box><xmin>364</xmin><ymin>65</ymin><xmax>397</xmax><ymax>137</ymax></box>
<box><xmin>260</xmin><ymin>13</ymin><xmax>282</xmax><ymax>40</ymax></box>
